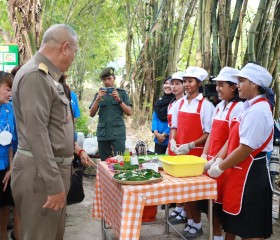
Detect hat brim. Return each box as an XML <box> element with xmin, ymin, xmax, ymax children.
<box><xmin>183</xmin><ymin>75</ymin><xmax>201</xmax><ymax>81</ymax></box>
<box><xmin>171</xmin><ymin>78</ymin><xmax>183</xmax><ymax>82</ymax></box>
<box><xmin>213</xmin><ymin>76</ymin><xmax>238</xmax><ymax>84</ymax></box>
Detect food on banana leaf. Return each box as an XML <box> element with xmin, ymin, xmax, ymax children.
<box><xmin>113</xmin><ymin>169</ymin><xmax>162</xmax><ymax>181</ymax></box>
<box><xmin>113</xmin><ymin>162</ymin><xmax>139</xmax><ymax>171</ymax></box>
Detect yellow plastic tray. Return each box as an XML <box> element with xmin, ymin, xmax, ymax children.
<box><xmin>159</xmin><ymin>155</ymin><xmax>207</xmax><ymax>177</ymax></box>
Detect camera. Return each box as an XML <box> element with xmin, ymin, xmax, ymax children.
<box><xmin>100</xmin><ymin>87</ymin><xmax>115</xmax><ymax>95</ymax></box>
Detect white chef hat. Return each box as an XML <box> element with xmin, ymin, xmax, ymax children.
<box><xmin>213</xmin><ymin>67</ymin><xmax>240</xmax><ymax>84</ymax></box>
<box><xmin>183</xmin><ymin>66</ymin><xmax>208</xmax><ymax>81</ymax></box>
<box><xmin>236</xmin><ymin>63</ymin><xmax>272</xmax><ymax>88</ymax></box>
<box><xmin>171</xmin><ymin>71</ymin><xmax>184</xmax><ymax>81</ymax></box>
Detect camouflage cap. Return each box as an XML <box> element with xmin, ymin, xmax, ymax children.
<box><xmin>100</xmin><ymin>67</ymin><xmax>115</xmax><ymax>79</ymax></box>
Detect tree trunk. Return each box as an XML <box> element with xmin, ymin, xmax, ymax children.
<box><xmin>6</xmin><ymin>0</ymin><xmax>42</xmax><ymax>64</ymax></box>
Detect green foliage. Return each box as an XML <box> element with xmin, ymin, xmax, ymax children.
<box><xmin>75</xmin><ymin>105</ymin><xmax>90</xmax><ymax>136</ymax></box>
<box><xmin>0</xmin><ymin>0</ymin><xmax>13</xmax><ymax>42</ymax></box>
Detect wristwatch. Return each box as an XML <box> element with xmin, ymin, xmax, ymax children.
<box><xmin>117</xmin><ymin>98</ymin><xmax>122</xmax><ymax>104</ymax></box>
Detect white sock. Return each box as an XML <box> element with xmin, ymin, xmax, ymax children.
<box><xmin>193</xmin><ymin>222</ymin><xmax>201</xmax><ymax>229</ymax></box>
<box><xmin>214</xmin><ymin>236</ymin><xmax>224</xmax><ymax>240</ymax></box>
<box><xmin>184</xmin><ymin>219</ymin><xmax>193</xmax><ymax>232</ymax></box>
<box><xmin>171</xmin><ymin>207</ymin><xmax>182</xmax><ymax>216</ymax></box>
<box><xmin>189</xmin><ymin>222</ymin><xmax>202</xmax><ymax>234</ymax></box>
<box><xmin>175</xmin><ymin>210</ymin><xmax>186</xmax><ymax>220</ymax></box>
<box><xmin>175</xmin><ymin>207</ymin><xmax>183</xmax><ymax>212</ymax></box>
<box><xmin>188</xmin><ymin>219</ymin><xmax>193</xmax><ymax>225</ymax></box>
<box><xmin>181</xmin><ymin>210</ymin><xmax>187</xmax><ymax>217</ymax></box>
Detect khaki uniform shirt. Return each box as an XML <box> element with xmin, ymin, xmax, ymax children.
<box><xmin>12</xmin><ymin>52</ymin><xmax>74</xmax><ymax>195</ymax></box>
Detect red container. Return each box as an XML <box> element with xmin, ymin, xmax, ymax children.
<box><xmin>142</xmin><ymin>205</ymin><xmax>157</xmax><ymax>222</ymax></box>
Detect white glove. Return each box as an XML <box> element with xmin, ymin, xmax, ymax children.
<box><xmin>188</xmin><ymin>142</ymin><xmax>195</xmax><ymax>150</ymax></box>
<box><xmin>176</xmin><ymin>144</ymin><xmax>189</xmax><ymax>155</ymax></box>
<box><xmin>177</xmin><ymin>142</ymin><xmax>195</xmax><ymax>155</ymax></box>
<box><xmin>212</xmin><ymin>157</ymin><xmax>223</xmax><ymax>167</ymax></box>
<box><xmin>201</xmin><ymin>154</ymin><xmax>208</xmax><ymax>160</ymax></box>
<box><xmin>207</xmin><ymin>164</ymin><xmax>224</xmax><ymax>178</ymax></box>
<box><xmin>204</xmin><ymin>157</ymin><xmax>215</xmax><ymax>171</ymax></box>
<box><xmin>170</xmin><ymin>139</ymin><xmax>178</xmax><ymax>153</ymax></box>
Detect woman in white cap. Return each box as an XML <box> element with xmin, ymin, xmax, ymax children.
<box><xmin>169</xmin><ymin>66</ymin><xmax>214</xmax><ymax>237</ymax></box>
<box><xmin>208</xmin><ymin>62</ymin><xmax>274</xmax><ymax>240</ymax></box>
<box><xmin>167</xmin><ymin>71</ymin><xmax>185</xmax><ymax>156</ymax></box>
<box><xmin>162</xmin><ymin>71</ymin><xmax>185</xmax><ymax>210</ymax></box>
<box><xmin>201</xmin><ymin>67</ymin><xmax>244</xmax><ymax>240</ymax></box>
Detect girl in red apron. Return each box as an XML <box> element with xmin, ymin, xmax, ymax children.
<box><xmin>170</xmin><ymin>66</ymin><xmax>215</xmax><ymax>238</ymax></box>
<box><xmin>208</xmin><ymin>63</ymin><xmax>274</xmax><ymax>240</ymax></box>
<box><xmin>167</xmin><ymin>72</ymin><xmax>185</xmax><ymax>156</ymax></box>
<box><xmin>201</xmin><ymin>67</ymin><xmax>243</xmax><ymax>240</ymax></box>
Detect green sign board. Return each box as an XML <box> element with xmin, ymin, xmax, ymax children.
<box><xmin>0</xmin><ymin>43</ymin><xmax>19</xmax><ymax>72</ymax></box>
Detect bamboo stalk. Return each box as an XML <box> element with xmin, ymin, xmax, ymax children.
<box><xmin>211</xmin><ymin>0</ymin><xmax>219</xmax><ymax>75</ymax></box>
<box><xmin>256</xmin><ymin>0</ymin><xmax>273</xmax><ymax>62</ymax></box>
<box><xmin>218</xmin><ymin>0</ymin><xmax>226</xmax><ymax>67</ymax></box>
<box><xmin>247</xmin><ymin>0</ymin><xmax>266</xmax><ymax>61</ymax></box>
<box><xmin>204</xmin><ymin>0</ymin><xmax>212</xmax><ymax>72</ymax></box>
<box><xmin>196</xmin><ymin>0</ymin><xmax>203</xmax><ymax>66</ymax></box>
<box><xmin>233</xmin><ymin>0</ymin><xmax>248</xmax><ymax>67</ymax></box>
<box><xmin>262</xmin><ymin>23</ymin><xmax>272</xmax><ymax>68</ymax></box>
<box><xmin>228</xmin><ymin>0</ymin><xmax>243</xmax><ymax>66</ymax></box>
<box><xmin>186</xmin><ymin>13</ymin><xmax>198</xmax><ymax>68</ymax></box>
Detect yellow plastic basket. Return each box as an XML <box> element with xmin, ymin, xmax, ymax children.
<box><xmin>159</xmin><ymin>155</ymin><xmax>207</xmax><ymax>177</ymax></box>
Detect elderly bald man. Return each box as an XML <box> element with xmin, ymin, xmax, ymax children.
<box><xmin>11</xmin><ymin>24</ymin><xmax>78</xmax><ymax>240</ymax></box>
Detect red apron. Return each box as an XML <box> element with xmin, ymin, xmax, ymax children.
<box><xmin>207</xmin><ymin>102</ymin><xmax>238</xmax><ymax>203</ymax></box>
<box><xmin>167</xmin><ymin>103</ymin><xmax>175</xmax><ymax>155</ymax></box>
<box><xmin>223</xmin><ymin>98</ymin><xmax>273</xmax><ymax>215</ymax></box>
<box><xmin>176</xmin><ymin>98</ymin><xmax>205</xmax><ymax>157</ymax></box>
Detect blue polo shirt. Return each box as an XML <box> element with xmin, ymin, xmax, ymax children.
<box><xmin>71</xmin><ymin>91</ymin><xmax>81</xmax><ymax>119</ymax></box>
<box><xmin>0</xmin><ymin>103</ymin><xmax>17</xmax><ymax>170</ymax></box>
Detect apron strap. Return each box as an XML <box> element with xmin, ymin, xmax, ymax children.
<box><xmin>196</xmin><ymin>98</ymin><xmax>204</xmax><ymax>113</ymax></box>
<box><xmin>225</xmin><ymin>102</ymin><xmax>238</xmax><ymax>121</ymax></box>
<box><xmin>251</xmin><ymin>130</ymin><xmax>273</xmax><ymax>158</ymax></box>
<box><xmin>250</xmin><ymin>97</ymin><xmax>272</xmax><ymax>158</ymax></box>
<box><xmin>179</xmin><ymin>99</ymin><xmax>184</xmax><ymax>110</ymax></box>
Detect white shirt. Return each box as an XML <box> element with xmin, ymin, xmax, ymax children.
<box><xmin>239</xmin><ymin>95</ymin><xmax>273</xmax><ymax>152</ymax></box>
<box><xmin>171</xmin><ymin>93</ymin><xmax>214</xmax><ymax>133</ymax></box>
<box><xmin>212</xmin><ymin>100</ymin><xmax>243</xmax><ymax>124</ymax></box>
<box><xmin>167</xmin><ymin>97</ymin><xmax>184</xmax><ymax>115</ymax></box>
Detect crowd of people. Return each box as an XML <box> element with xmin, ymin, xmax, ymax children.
<box><xmin>0</xmin><ymin>22</ymin><xmax>275</xmax><ymax>240</ymax></box>
<box><xmin>151</xmin><ymin>64</ymin><xmax>274</xmax><ymax>240</ymax></box>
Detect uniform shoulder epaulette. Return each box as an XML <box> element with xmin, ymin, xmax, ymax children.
<box><xmin>38</xmin><ymin>63</ymin><xmax>48</xmax><ymax>74</ymax></box>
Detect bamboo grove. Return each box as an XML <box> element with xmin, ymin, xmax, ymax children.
<box><xmin>0</xmin><ymin>0</ymin><xmax>279</xmax><ymax>124</ymax></box>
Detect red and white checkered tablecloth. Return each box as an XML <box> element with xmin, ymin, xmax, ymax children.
<box><xmin>93</xmin><ymin>162</ymin><xmax>217</xmax><ymax>240</ymax></box>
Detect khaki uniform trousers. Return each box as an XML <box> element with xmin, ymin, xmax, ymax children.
<box><xmin>11</xmin><ymin>152</ymin><xmax>71</xmax><ymax>240</ymax></box>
